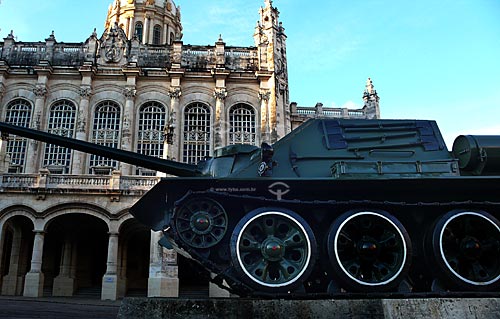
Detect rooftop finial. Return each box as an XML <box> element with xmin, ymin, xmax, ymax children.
<box><xmin>365</xmin><ymin>77</ymin><xmax>375</xmax><ymax>94</ymax></box>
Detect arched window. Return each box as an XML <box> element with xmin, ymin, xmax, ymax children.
<box><xmin>136</xmin><ymin>101</ymin><xmax>166</xmax><ymax>175</ymax></box>
<box><xmin>229</xmin><ymin>103</ymin><xmax>256</xmax><ymax>145</ymax></box>
<box><xmin>89</xmin><ymin>101</ymin><xmax>121</xmax><ymax>174</ymax></box>
<box><xmin>4</xmin><ymin>99</ymin><xmax>32</xmax><ymax>173</ymax></box>
<box><xmin>183</xmin><ymin>103</ymin><xmax>211</xmax><ymax>164</ymax></box>
<box><xmin>135</xmin><ymin>22</ymin><xmax>143</xmax><ymax>42</ymax></box>
<box><xmin>153</xmin><ymin>25</ymin><xmax>162</xmax><ymax>45</ymax></box>
<box><xmin>43</xmin><ymin>100</ymin><xmax>76</xmax><ymax>174</ymax></box>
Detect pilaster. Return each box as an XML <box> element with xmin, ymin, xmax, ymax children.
<box><xmin>167</xmin><ymin>87</ymin><xmax>182</xmax><ymax>161</ymax></box>
<box><xmin>259</xmin><ymin>89</ymin><xmax>271</xmax><ymax>144</ymax></box>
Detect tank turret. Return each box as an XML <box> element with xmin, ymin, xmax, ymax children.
<box><xmin>1</xmin><ymin>118</ymin><xmax>500</xmax><ymax>298</ymax></box>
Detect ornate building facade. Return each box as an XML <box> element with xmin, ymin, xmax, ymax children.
<box><xmin>0</xmin><ymin>0</ymin><xmax>379</xmax><ymax>300</ymax></box>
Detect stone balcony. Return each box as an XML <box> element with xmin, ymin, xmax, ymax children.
<box><xmin>0</xmin><ymin>171</ymin><xmax>160</xmax><ymax>196</ymax></box>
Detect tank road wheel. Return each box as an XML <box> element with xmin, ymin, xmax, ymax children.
<box><xmin>174</xmin><ymin>198</ymin><xmax>228</xmax><ymax>249</ymax></box>
<box><xmin>230</xmin><ymin>208</ymin><xmax>317</xmax><ymax>293</ymax></box>
<box><xmin>327</xmin><ymin>210</ymin><xmax>411</xmax><ymax>292</ymax></box>
<box><xmin>432</xmin><ymin>210</ymin><xmax>500</xmax><ymax>290</ymax></box>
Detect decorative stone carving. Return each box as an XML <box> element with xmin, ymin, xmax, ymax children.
<box><xmin>168</xmin><ymin>87</ymin><xmax>181</xmax><ymax>99</ymax></box>
<box><xmin>0</xmin><ymin>84</ymin><xmax>4</xmax><ymax>99</ymax></box>
<box><xmin>98</xmin><ymin>22</ymin><xmax>128</xmax><ymax>66</ymax></box>
<box><xmin>166</xmin><ymin>1</ymin><xmax>172</xmax><ymax>12</ymax></box>
<box><xmin>33</xmin><ymin>85</ymin><xmax>48</xmax><ymax>98</ymax></box>
<box><xmin>213</xmin><ymin>88</ymin><xmax>227</xmax><ymax>101</ymax></box>
<box><xmin>258</xmin><ymin>90</ymin><xmax>271</xmax><ymax>101</ymax></box>
<box><xmin>146</xmin><ymin>0</ymin><xmax>155</xmax><ymax>5</ymax></box>
<box><xmin>123</xmin><ymin>86</ymin><xmax>137</xmax><ymax>99</ymax></box>
<box><xmin>79</xmin><ymin>85</ymin><xmax>92</xmax><ymax>99</ymax></box>
<box><xmin>31</xmin><ymin>112</ymin><xmax>41</xmax><ymax>130</ymax></box>
<box><xmin>77</xmin><ymin>111</ymin><xmax>86</xmax><ymax>133</ymax></box>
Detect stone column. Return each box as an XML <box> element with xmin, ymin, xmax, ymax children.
<box><xmin>259</xmin><ymin>90</ymin><xmax>271</xmax><ymax>144</ymax></box>
<box><xmin>2</xmin><ymin>228</ymin><xmax>23</xmax><ymax>295</ymax></box>
<box><xmin>120</xmin><ymin>86</ymin><xmax>136</xmax><ymax>175</ymax></box>
<box><xmin>148</xmin><ymin>231</ymin><xmax>179</xmax><ymax>297</ymax></box>
<box><xmin>25</xmin><ymin>85</ymin><xmax>47</xmax><ymax>174</ymax></box>
<box><xmin>71</xmin><ymin>85</ymin><xmax>92</xmax><ymax>174</ymax></box>
<box><xmin>52</xmin><ymin>239</ymin><xmax>75</xmax><ymax>296</ymax></box>
<box><xmin>23</xmin><ymin>230</ymin><xmax>45</xmax><ymax>297</ymax></box>
<box><xmin>167</xmin><ymin>87</ymin><xmax>181</xmax><ymax>161</ymax></box>
<box><xmin>163</xmin><ymin>23</ymin><xmax>168</xmax><ymax>45</ymax></box>
<box><xmin>143</xmin><ymin>16</ymin><xmax>150</xmax><ymax>44</ymax></box>
<box><xmin>101</xmin><ymin>232</ymin><xmax>119</xmax><ymax>300</ymax></box>
<box><xmin>127</xmin><ymin>17</ymin><xmax>134</xmax><ymax>39</ymax></box>
<box><xmin>214</xmin><ymin>88</ymin><xmax>227</xmax><ymax>149</ymax></box>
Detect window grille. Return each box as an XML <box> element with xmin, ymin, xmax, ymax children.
<box><xmin>153</xmin><ymin>25</ymin><xmax>162</xmax><ymax>45</ymax></box>
<box><xmin>136</xmin><ymin>101</ymin><xmax>166</xmax><ymax>175</ymax></box>
<box><xmin>89</xmin><ymin>101</ymin><xmax>121</xmax><ymax>173</ymax></box>
<box><xmin>5</xmin><ymin>99</ymin><xmax>32</xmax><ymax>173</ymax></box>
<box><xmin>135</xmin><ymin>22</ymin><xmax>143</xmax><ymax>42</ymax></box>
<box><xmin>43</xmin><ymin>100</ymin><xmax>76</xmax><ymax>173</ymax></box>
<box><xmin>183</xmin><ymin>103</ymin><xmax>211</xmax><ymax>164</ymax></box>
<box><xmin>229</xmin><ymin>103</ymin><xmax>256</xmax><ymax>145</ymax></box>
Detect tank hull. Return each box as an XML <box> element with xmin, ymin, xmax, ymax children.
<box><xmin>131</xmin><ymin>177</ymin><xmax>500</xmax><ymax>297</ymax></box>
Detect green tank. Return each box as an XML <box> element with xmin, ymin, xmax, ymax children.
<box><xmin>1</xmin><ymin>118</ymin><xmax>499</xmax><ymax>297</ymax></box>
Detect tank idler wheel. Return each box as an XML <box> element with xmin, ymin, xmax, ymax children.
<box><xmin>432</xmin><ymin>210</ymin><xmax>500</xmax><ymax>290</ymax></box>
<box><xmin>230</xmin><ymin>208</ymin><xmax>317</xmax><ymax>293</ymax></box>
<box><xmin>174</xmin><ymin>197</ymin><xmax>228</xmax><ymax>249</ymax></box>
<box><xmin>327</xmin><ymin>210</ymin><xmax>412</xmax><ymax>292</ymax></box>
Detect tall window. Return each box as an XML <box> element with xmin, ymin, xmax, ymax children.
<box><xmin>153</xmin><ymin>25</ymin><xmax>162</xmax><ymax>45</ymax></box>
<box><xmin>183</xmin><ymin>103</ymin><xmax>211</xmax><ymax>164</ymax></box>
<box><xmin>89</xmin><ymin>101</ymin><xmax>121</xmax><ymax>174</ymax></box>
<box><xmin>135</xmin><ymin>22</ymin><xmax>143</xmax><ymax>42</ymax></box>
<box><xmin>136</xmin><ymin>102</ymin><xmax>166</xmax><ymax>175</ymax></box>
<box><xmin>169</xmin><ymin>32</ymin><xmax>175</xmax><ymax>44</ymax></box>
<box><xmin>43</xmin><ymin>100</ymin><xmax>76</xmax><ymax>174</ymax></box>
<box><xmin>229</xmin><ymin>103</ymin><xmax>256</xmax><ymax>145</ymax></box>
<box><xmin>4</xmin><ymin>99</ymin><xmax>32</xmax><ymax>173</ymax></box>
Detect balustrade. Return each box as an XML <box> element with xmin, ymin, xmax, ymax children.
<box><xmin>0</xmin><ymin>173</ymin><xmax>160</xmax><ymax>192</ymax></box>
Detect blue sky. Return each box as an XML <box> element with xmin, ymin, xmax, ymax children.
<box><xmin>0</xmin><ymin>0</ymin><xmax>499</xmax><ymax>147</ymax></box>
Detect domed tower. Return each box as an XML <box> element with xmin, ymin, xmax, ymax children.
<box><xmin>104</xmin><ymin>0</ymin><xmax>183</xmax><ymax>45</ymax></box>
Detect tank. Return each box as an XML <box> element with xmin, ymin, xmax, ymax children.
<box><xmin>1</xmin><ymin>118</ymin><xmax>499</xmax><ymax>297</ymax></box>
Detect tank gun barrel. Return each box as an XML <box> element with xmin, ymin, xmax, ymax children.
<box><xmin>0</xmin><ymin>122</ymin><xmax>203</xmax><ymax>177</ymax></box>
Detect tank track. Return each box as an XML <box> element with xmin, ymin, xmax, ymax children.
<box><xmin>164</xmin><ymin>189</ymin><xmax>500</xmax><ymax>298</ymax></box>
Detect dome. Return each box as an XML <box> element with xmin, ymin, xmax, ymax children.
<box><xmin>106</xmin><ymin>0</ymin><xmax>182</xmax><ymax>44</ymax></box>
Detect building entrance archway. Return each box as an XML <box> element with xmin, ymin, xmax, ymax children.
<box><xmin>44</xmin><ymin>213</ymin><xmax>108</xmax><ymax>297</ymax></box>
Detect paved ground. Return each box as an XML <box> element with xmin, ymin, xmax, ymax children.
<box><xmin>0</xmin><ymin>296</ymin><xmax>120</xmax><ymax>319</ymax></box>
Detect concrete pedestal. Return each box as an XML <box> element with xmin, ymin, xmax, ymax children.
<box><xmin>23</xmin><ymin>272</ymin><xmax>44</xmax><ymax>297</ymax></box>
<box><xmin>101</xmin><ymin>275</ymin><xmax>118</xmax><ymax>300</ymax></box>
<box><xmin>52</xmin><ymin>276</ymin><xmax>75</xmax><ymax>296</ymax></box>
<box><xmin>1</xmin><ymin>275</ymin><xmax>23</xmax><ymax>295</ymax></box>
<box><xmin>117</xmin><ymin>298</ymin><xmax>500</xmax><ymax>319</ymax></box>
